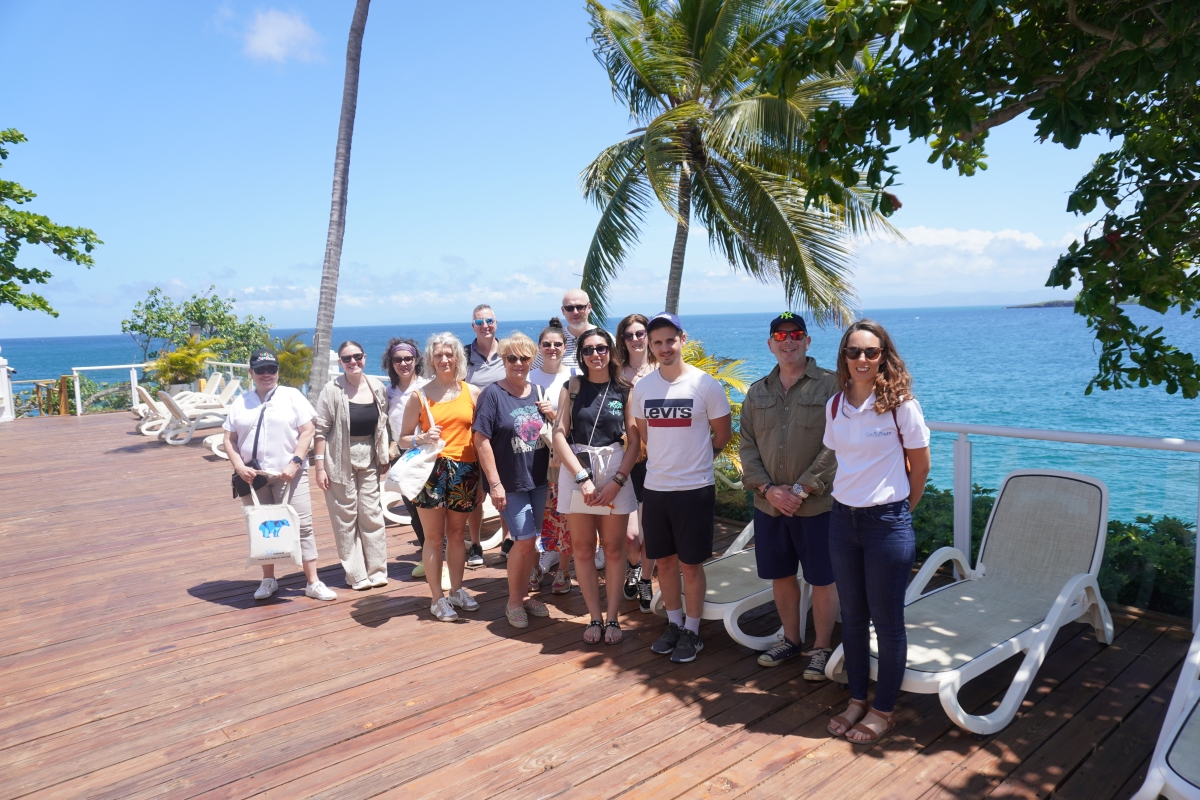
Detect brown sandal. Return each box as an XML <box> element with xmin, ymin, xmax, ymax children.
<box><xmin>827</xmin><ymin>698</ymin><xmax>868</xmax><ymax>737</ymax></box>
<box><xmin>847</xmin><ymin>709</ymin><xmax>895</xmax><ymax>744</ymax></box>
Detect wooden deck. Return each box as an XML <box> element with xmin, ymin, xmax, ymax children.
<box><xmin>0</xmin><ymin>412</ymin><xmax>1192</xmax><ymax>799</ymax></box>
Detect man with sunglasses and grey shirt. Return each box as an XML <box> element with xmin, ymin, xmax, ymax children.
<box><xmin>739</xmin><ymin>312</ymin><xmax>840</xmax><ymax>680</ymax></box>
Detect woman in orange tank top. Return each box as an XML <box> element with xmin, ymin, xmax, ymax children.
<box><xmin>400</xmin><ymin>333</ymin><xmax>483</xmax><ymax>622</ymax></box>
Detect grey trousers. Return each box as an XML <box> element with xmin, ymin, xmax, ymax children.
<box><xmin>323</xmin><ymin>441</ymin><xmax>388</xmax><ymax>585</ymax></box>
<box><xmin>242</xmin><ymin>473</ymin><xmax>318</xmax><ymax>561</ymax></box>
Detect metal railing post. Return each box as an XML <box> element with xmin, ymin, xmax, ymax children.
<box><xmin>0</xmin><ymin>347</ymin><xmax>13</xmax><ymax>423</ymax></box>
<box><xmin>1195</xmin><ymin>465</ymin><xmax>1199</xmax><ymax>633</ymax></box>
<box><xmin>73</xmin><ymin>371</ymin><xmax>83</xmax><ymax>417</ymax></box>
<box><xmin>952</xmin><ymin>432</ymin><xmax>973</xmax><ymax>574</ymax></box>
<box><xmin>130</xmin><ymin>367</ymin><xmax>140</xmax><ymax>412</ymax></box>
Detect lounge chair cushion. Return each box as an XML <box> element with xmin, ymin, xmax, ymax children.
<box><xmin>1168</xmin><ymin>701</ymin><xmax>1200</xmax><ymax>789</ymax></box>
<box><xmin>702</xmin><ymin>550</ymin><xmax>772</xmax><ymax>605</ymax></box>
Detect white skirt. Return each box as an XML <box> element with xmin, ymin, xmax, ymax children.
<box><xmin>556</xmin><ymin>442</ymin><xmax>638</xmax><ymax>515</ymax></box>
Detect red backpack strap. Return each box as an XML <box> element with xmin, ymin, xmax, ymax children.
<box><xmin>830</xmin><ymin>391</ymin><xmax>842</xmax><ymax>421</ymax></box>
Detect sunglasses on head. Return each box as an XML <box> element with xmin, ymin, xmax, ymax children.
<box><xmin>562</xmin><ymin>304</ymin><xmax>588</xmax><ymax>313</ymax></box>
<box><xmin>580</xmin><ymin>344</ymin><xmax>609</xmax><ymax>357</ymax></box>
<box><xmin>505</xmin><ymin>354</ymin><xmax>532</xmax><ymax>364</ymax></box>
<box><xmin>391</xmin><ymin>355</ymin><xmax>415</xmax><ymax>365</ymax></box>
<box><xmin>540</xmin><ymin>340</ymin><xmax>564</xmax><ymax>349</ymax></box>
<box><xmin>771</xmin><ymin>330</ymin><xmax>806</xmax><ymax>341</ymax></box>
<box><xmin>339</xmin><ymin>352</ymin><xmax>365</xmax><ymax>364</ymax></box>
<box><xmin>622</xmin><ymin>330</ymin><xmax>646</xmax><ymax>341</ymax></box>
<box><xmin>844</xmin><ymin>346</ymin><xmax>882</xmax><ymax>360</ymax></box>
<box><xmin>252</xmin><ymin>365</ymin><xmax>278</xmax><ymax>375</ymax></box>
<box><xmin>472</xmin><ymin>317</ymin><xmax>496</xmax><ymax>327</ymax></box>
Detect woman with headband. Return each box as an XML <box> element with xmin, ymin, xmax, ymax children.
<box><xmin>383</xmin><ymin>338</ymin><xmax>430</xmax><ymax>574</ymax></box>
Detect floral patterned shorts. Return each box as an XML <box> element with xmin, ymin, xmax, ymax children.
<box><xmin>412</xmin><ymin>456</ymin><xmax>481</xmax><ymax>513</ymax></box>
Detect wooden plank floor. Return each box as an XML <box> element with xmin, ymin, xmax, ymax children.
<box><xmin>0</xmin><ymin>412</ymin><xmax>1191</xmax><ymax>799</ymax></box>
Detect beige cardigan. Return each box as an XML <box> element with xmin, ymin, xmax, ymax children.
<box><xmin>314</xmin><ymin>374</ymin><xmax>390</xmax><ymax>484</ymax></box>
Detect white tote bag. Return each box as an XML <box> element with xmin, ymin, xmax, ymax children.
<box><xmin>392</xmin><ymin>389</ymin><xmax>445</xmax><ymax>498</ymax></box>
<box><xmin>243</xmin><ymin>477</ymin><xmax>303</xmax><ymax>569</ymax></box>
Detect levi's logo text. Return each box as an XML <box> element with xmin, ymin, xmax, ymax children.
<box><xmin>645</xmin><ymin>399</ymin><xmax>693</xmax><ymax>427</ymax></box>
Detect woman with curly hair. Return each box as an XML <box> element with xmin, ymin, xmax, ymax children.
<box><xmin>399</xmin><ymin>333</ymin><xmax>483</xmax><ymax>622</ymax></box>
<box><xmin>822</xmin><ymin>319</ymin><xmax>931</xmax><ymax>745</ymax></box>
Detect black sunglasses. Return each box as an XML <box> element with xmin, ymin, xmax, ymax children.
<box><xmin>505</xmin><ymin>354</ymin><xmax>532</xmax><ymax>364</ymax></box>
<box><xmin>562</xmin><ymin>304</ymin><xmax>588</xmax><ymax>313</ymax></box>
<box><xmin>339</xmin><ymin>352</ymin><xmax>365</xmax><ymax>364</ymax></box>
<box><xmin>844</xmin><ymin>346</ymin><xmax>882</xmax><ymax>360</ymax></box>
<box><xmin>622</xmin><ymin>330</ymin><xmax>646</xmax><ymax>341</ymax></box>
<box><xmin>580</xmin><ymin>344</ymin><xmax>609</xmax><ymax>357</ymax></box>
<box><xmin>391</xmin><ymin>356</ymin><xmax>415</xmax><ymax>365</ymax></box>
<box><xmin>252</xmin><ymin>365</ymin><xmax>278</xmax><ymax>375</ymax></box>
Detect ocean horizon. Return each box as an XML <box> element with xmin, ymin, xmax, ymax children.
<box><xmin>4</xmin><ymin>304</ymin><xmax>1199</xmax><ymax>524</ymax></box>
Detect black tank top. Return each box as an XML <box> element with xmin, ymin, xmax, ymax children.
<box><xmin>348</xmin><ymin>401</ymin><xmax>378</xmax><ymax>437</ymax></box>
<box><xmin>570</xmin><ymin>380</ymin><xmax>627</xmax><ymax>448</ymax></box>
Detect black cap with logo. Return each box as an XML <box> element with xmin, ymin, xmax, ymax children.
<box><xmin>768</xmin><ymin>312</ymin><xmax>807</xmax><ymax>334</ymax></box>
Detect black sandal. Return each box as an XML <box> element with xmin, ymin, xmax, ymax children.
<box><xmin>604</xmin><ymin>619</ymin><xmax>623</xmax><ymax>645</ymax></box>
<box><xmin>583</xmin><ymin>619</ymin><xmax>604</xmax><ymax>644</ymax></box>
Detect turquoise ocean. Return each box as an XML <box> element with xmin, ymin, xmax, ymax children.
<box><xmin>4</xmin><ymin>306</ymin><xmax>1199</xmax><ymax>524</ymax></box>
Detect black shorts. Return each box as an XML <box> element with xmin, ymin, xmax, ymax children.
<box><xmin>642</xmin><ymin>486</ymin><xmax>716</xmax><ymax>565</ymax></box>
<box><xmin>630</xmin><ymin>461</ymin><xmax>646</xmax><ymax>504</ymax></box>
<box><xmin>753</xmin><ymin>508</ymin><xmax>834</xmax><ymax>585</ymax></box>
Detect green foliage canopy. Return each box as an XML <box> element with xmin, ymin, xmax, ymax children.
<box><xmin>153</xmin><ymin>335</ymin><xmax>223</xmax><ymax>386</ymax></box>
<box><xmin>581</xmin><ymin>0</ymin><xmax>895</xmax><ymax>323</ymax></box>
<box><xmin>273</xmin><ymin>332</ymin><xmax>313</xmax><ymax>389</ymax></box>
<box><xmin>122</xmin><ymin>286</ymin><xmax>271</xmax><ymax>364</ymax></box>
<box><xmin>753</xmin><ymin>0</ymin><xmax>1200</xmax><ymax>397</ymax></box>
<box><xmin>0</xmin><ymin>129</ymin><xmax>101</xmax><ymax>316</ymax></box>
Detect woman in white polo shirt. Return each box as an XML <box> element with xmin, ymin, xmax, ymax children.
<box><xmin>822</xmin><ymin>319</ymin><xmax>931</xmax><ymax>744</ymax></box>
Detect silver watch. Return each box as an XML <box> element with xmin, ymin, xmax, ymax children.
<box><xmin>791</xmin><ymin>483</ymin><xmax>809</xmax><ymax>499</ymax></box>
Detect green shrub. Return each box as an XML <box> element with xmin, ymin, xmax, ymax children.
<box><xmin>1099</xmin><ymin>515</ymin><xmax>1196</xmax><ymax>617</ymax></box>
<box><xmin>911</xmin><ymin>482</ymin><xmax>996</xmax><ymax>564</ymax></box>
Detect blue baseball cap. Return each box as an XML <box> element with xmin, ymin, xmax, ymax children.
<box><xmin>647</xmin><ymin>311</ymin><xmax>684</xmax><ymax>333</ymax></box>
<box><xmin>769</xmin><ymin>311</ymin><xmax>807</xmax><ymax>334</ymax></box>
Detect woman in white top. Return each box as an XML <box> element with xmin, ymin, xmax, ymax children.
<box><xmin>822</xmin><ymin>319</ymin><xmax>931</xmax><ymax>745</ymax></box>
<box><xmin>528</xmin><ymin>318</ymin><xmax>577</xmax><ymax>595</ymax></box>
<box><xmin>223</xmin><ymin>349</ymin><xmax>337</xmax><ymax>602</ymax></box>
<box><xmin>615</xmin><ymin>313</ymin><xmax>656</xmax><ymax>611</ymax></box>
<box><xmin>382</xmin><ymin>338</ymin><xmax>430</xmax><ymax>563</ymax></box>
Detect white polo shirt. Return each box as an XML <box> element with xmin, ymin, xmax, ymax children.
<box><xmin>223</xmin><ymin>386</ymin><xmax>317</xmax><ymax>474</ymax></box>
<box><xmin>822</xmin><ymin>392</ymin><xmax>930</xmax><ymax>508</ymax></box>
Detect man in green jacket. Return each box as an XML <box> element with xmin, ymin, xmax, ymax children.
<box><xmin>739</xmin><ymin>313</ymin><xmax>840</xmax><ymax>680</ymax></box>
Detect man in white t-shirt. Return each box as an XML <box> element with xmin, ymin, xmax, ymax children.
<box><xmin>632</xmin><ymin>312</ymin><xmax>732</xmax><ymax>664</ymax></box>
<box><xmin>533</xmin><ymin>288</ymin><xmax>593</xmax><ymax>371</ymax></box>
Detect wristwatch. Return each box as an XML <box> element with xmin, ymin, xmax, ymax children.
<box><xmin>574</xmin><ymin>469</ymin><xmax>591</xmax><ymax>484</ymax></box>
<box><xmin>791</xmin><ymin>483</ymin><xmax>809</xmax><ymax>499</ymax></box>
<box><xmin>291</xmin><ymin>455</ymin><xmax>303</xmax><ymax>466</ymax></box>
<box><xmin>759</xmin><ymin>483</ymin><xmax>773</xmax><ymax>497</ymax></box>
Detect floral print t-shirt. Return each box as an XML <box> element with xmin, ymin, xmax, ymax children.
<box><xmin>473</xmin><ymin>382</ymin><xmax>551</xmax><ymax>492</ymax></box>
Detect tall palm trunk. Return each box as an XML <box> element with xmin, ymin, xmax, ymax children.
<box><xmin>308</xmin><ymin>0</ymin><xmax>371</xmax><ymax>403</ymax></box>
<box><xmin>663</xmin><ymin>166</ymin><xmax>692</xmax><ymax>314</ymax></box>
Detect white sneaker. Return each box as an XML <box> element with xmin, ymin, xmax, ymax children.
<box><xmin>253</xmin><ymin>577</ymin><xmax>278</xmax><ymax>600</ymax></box>
<box><xmin>594</xmin><ymin>549</ymin><xmax>606</xmax><ymax>570</ymax></box>
<box><xmin>370</xmin><ymin>576</ymin><xmax>388</xmax><ymax>588</ymax></box>
<box><xmin>351</xmin><ymin>578</ymin><xmax>373</xmax><ymax>591</ymax></box>
<box><xmin>447</xmin><ymin>586</ymin><xmax>479</xmax><ymax>611</ymax></box>
<box><xmin>305</xmin><ymin>581</ymin><xmax>337</xmax><ymax>601</ymax></box>
<box><xmin>431</xmin><ymin>596</ymin><xmax>458</xmax><ymax>621</ymax></box>
<box><xmin>539</xmin><ymin>550</ymin><xmax>560</xmax><ymax>572</ymax></box>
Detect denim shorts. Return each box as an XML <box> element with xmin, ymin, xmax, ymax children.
<box><xmin>499</xmin><ymin>485</ymin><xmax>549</xmax><ymax>541</ymax></box>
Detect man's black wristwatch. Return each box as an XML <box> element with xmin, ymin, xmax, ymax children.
<box><xmin>291</xmin><ymin>455</ymin><xmax>303</xmax><ymax>466</ymax></box>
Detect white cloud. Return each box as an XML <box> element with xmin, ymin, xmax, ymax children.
<box><xmin>243</xmin><ymin>9</ymin><xmax>321</xmax><ymax>63</ymax></box>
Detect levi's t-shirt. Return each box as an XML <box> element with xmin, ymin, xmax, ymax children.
<box><xmin>632</xmin><ymin>366</ymin><xmax>732</xmax><ymax>492</ymax></box>
<box><xmin>472</xmin><ymin>382</ymin><xmax>550</xmax><ymax>492</ymax></box>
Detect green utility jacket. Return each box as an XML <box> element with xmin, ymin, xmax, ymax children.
<box><xmin>739</xmin><ymin>359</ymin><xmax>839</xmax><ymax>517</ymax></box>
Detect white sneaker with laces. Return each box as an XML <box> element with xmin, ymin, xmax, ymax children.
<box><xmin>539</xmin><ymin>550</ymin><xmax>560</xmax><ymax>572</ymax></box>
<box><xmin>447</xmin><ymin>587</ymin><xmax>479</xmax><ymax>611</ymax></box>
<box><xmin>305</xmin><ymin>581</ymin><xmax>337</xmax><ymax>601</ymax></box>
<box><xmin>253</xmin><ymin>577</ymin><xmax>278</xmax><ymax>600</ymax></box>
<box><xmin>431</xmin><ymin>596</ymin><xmax>458</xmax><ymax>621</ymax></box>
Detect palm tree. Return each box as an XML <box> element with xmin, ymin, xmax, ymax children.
<box><xmin>309</xmin><ymin>0</ymin><xmax>371</xmax><ymax>404</ymax></box>
<box><xmin>273</xmin><ymin>332</ymin><xmax>313</xmax><ymax>389</ymax></box>
<box><xmin>682</xmin><ymin>338</ymin><xmax>750</xmax><ymax>472</ymax></box>
<box><xmin>581</xmin><ymin>0</ymin><xmax>894</xmax><ymax>323</ymax></box>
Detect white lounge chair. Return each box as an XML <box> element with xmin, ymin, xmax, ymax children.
<box><xmin>203</xmin><ymin>432</ymin><xmax>228</xmax><ymax>459</ymax></box>
<box><xmin>825</xmin><ymin>469</ymin><xmax>1113</xmax><ymax>735</ymax></box>
<box><xmin>157</xmin><ymin>391</ymin><xmax>227</xmax><ymax>446</ymax></box>
<box><xmin>649</xmin><ymin>522</ymin><xmax>814</xmax><ymax>650</ymax></box>
<box><xmin>135</xmin><ymin>386</ymin><xmax>171</xmax><ymax>436</ymax></box>
<box><xmin>1133</xmin><ymin>628</ymin><xmax>1200</xmax><ymax>800</ymax></box>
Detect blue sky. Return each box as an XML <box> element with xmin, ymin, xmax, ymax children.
<box><xmin>1</xmin><ymin>1</ymin><xmax>1112</xmax><ymax>338</ymax></box>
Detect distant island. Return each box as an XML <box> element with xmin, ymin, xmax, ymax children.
<box><xmin>1007</xmin><ymin>299</ymin><xmax>1075</xmax><ymax>309</ymax></box>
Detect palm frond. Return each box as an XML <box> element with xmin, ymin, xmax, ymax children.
<box><xmin>643</xmin><ymin>101</ymin><xmax>711</xmax><ymax>223</ymax></box>
<box><xmin>580</xmin><ymin>145</ymin><xmax>653</xmax><ymax>324</ymax></box>
<box><xmin>701</xmin><ymin>0</ymin><xmax>827</xmax><ymax>96</ymax></box>
<box><xmin>588</xmin><ymin>1</ymin><xmax>694</xmax><ymax>121</ymax></box>
<box><xmin>683</xmin><ymin>339</ymin><xmax>752</xmax><ymax>394</ymax></box>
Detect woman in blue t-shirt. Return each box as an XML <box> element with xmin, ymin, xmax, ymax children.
<box><xmin>473</xmin><ymin>332</ymin><xmax>552</xmax><ymax>629</ymax></box>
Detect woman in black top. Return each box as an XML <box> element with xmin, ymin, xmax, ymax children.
<box><xmin>552</xmin><ymin>328</ymin><xmax>641</xmax><ymax>644</ymax></box>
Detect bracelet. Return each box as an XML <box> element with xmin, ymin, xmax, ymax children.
<box><xmin>314</xmin><ymin>454</ymin><xmax>325</xmax><ymax>461</ymax></box>
<box><xmin>612</xmin><ymin>473</ymin><xmax>627</xmax><ymax>487</ymax></box>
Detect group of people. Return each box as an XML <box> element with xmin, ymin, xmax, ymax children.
<box><xmin>221</xmin><ymin>288</ymin><xmax>931</xmax><ymax>746</ymax></box>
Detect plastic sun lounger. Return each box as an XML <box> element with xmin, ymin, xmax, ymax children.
<box><xmin>135</xmin><ymin>386</ymin><xmax>171</xmax><ymax>436</ymax></box>
<box><xmin>1133</xmin><ymin>628</ymin><xmax>1200</xmax><ymax>800</ymax></box>
<box><xmin>649</xmin><ymin>522</ymin><xmax>814</xmax><ymax>651</ymax></box>
<box><xmin>157</xmin><ymin>391</ymin><xmax>228</xmax><ymax>446</ymax></box>
<box><xmin>825</xmin><ymin>469</ymin><xmax>1113</xmax><ymax>735</ymax></box>
<box><xmin>203</xmin><ymin>433</ymin><xmax>228</xmax><ymax>459</ymax></box>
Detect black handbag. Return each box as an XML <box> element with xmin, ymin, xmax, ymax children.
<box><xmin>232</xmin><ymin>389</ymin><xmax>275</xmax><ymax>499</ymax></box>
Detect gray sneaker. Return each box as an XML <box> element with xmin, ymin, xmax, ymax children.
<box><xmin>803</xmin><ymin>648</ymin><xmax>833</xmax><ymax>681</ymax></box>
<box><xmin>466</xmin><ymin>543</ymin><xmax>484</xmax><ymax>568</ymax></box>
<box><xmin>670</xmin><ymin>628</ymin><xmax>703</xmax><ymax>663</ymax></box>
<box><xmin>651</xmin><ymin>622</ymin><xmax>681</xmax><ymax>655</ymax></box>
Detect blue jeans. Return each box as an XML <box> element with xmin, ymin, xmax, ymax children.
<box><xmin>499</xmin><ymin>485</ymin><xmax>548</xmax><ymax>541</ymax></box>
<box><xmin>828</xmin><ymin>498</ymin><xmax>915</xmax><ymax>713</ymax></box>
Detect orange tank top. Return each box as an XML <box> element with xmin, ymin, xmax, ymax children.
<box><xmin>418</xmin><ymin>381</ymin><xmax>477</xmax><ymax>463</ymax></box>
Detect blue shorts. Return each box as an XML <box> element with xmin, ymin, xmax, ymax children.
<box><xmin>499</xmin><ymin>485</ymin><xmax>548</xmax><ymax>542</ymax></box>
<box><xmin>753</xmin><ymin>508</ymin><xmax>834</xmax><ymax>586</ymax></box>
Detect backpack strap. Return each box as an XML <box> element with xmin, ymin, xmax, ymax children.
<box><xmin>830</xmin><ymin>391</ymin><xmax>842</xmax><ymax>421</ymax></box>
<box><xmin>564</xmin><ymin>376</ymin><xmax>581</xmax><ymax>441</ymax></box>
<box><xmin>891</xmin><ymin>406</ymin><xmax>905</xmax><ymax>450</ymax></box>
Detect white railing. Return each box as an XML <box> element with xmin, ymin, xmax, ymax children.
<box><xmin>929</xmin><ymin>421</ymin><xmax>1200</xmax><ymax>631</ymax></box>
<box><xmin>70</xmin><ymin>363</ymin><xmax>152</xmax><ymax>417</ymax></box>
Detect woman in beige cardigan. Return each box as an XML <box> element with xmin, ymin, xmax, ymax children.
<box><xmin>313</xmin><ymin>340</ymin><xmax>391</xmax><ymax>590</ymax></box>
